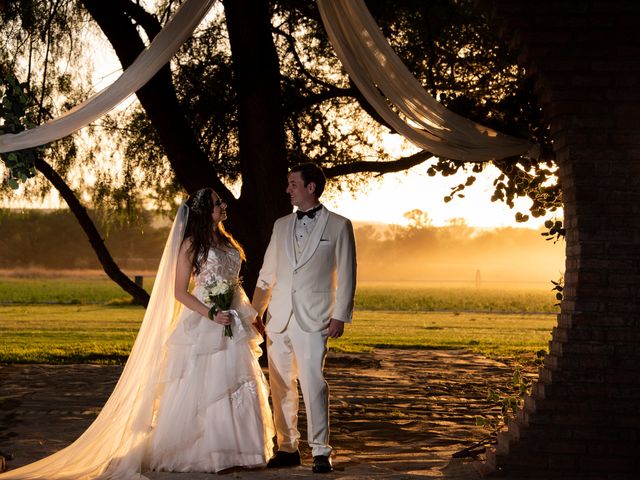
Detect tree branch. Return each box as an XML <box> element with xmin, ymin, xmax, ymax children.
<box><xmin>121</xmin><ymin>0</ymin><xmax>161</xmax><ymax>41</ymax></box>
<box><xmin>347</xmin><ymin>78</ymin><xmax>397</xmax><ymax>132</ymax></box>
<box><xmin>272</xmin><ymin>23</ymin><xmax>396</xmax><ymax>133</ymax></box>
<box><xmin>272</xmin><ymin>24</ymin><xmax>395</xmax><ymax>132</ymax></box>
<box><xmin>285</xmin><ymin>85</ymin><xmax>355</xmax><ymax>115</ymax></box>
<box><xmin>81</xmin><ymin>0</ymin><xmax>232</xmax><ymax>201</ymax></box>
<box><xmin>274</xmin><ymin>26</ymin><xmax>336</xmax><ymax>91</ymax></box>
<box><xmin>34</xmin><ymin>156</ymin><xmax>150</xmax><ymax>306</ymax></box>
<box><xmin>324</xmin><ymin>149</ymin><xmax>433</xmax><ymax>178</ymax></box>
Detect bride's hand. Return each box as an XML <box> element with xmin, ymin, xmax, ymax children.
<box><xmin>213</xmin><ymin>310</ymin><xmax>231</xmax><ymax>325</ymax></box>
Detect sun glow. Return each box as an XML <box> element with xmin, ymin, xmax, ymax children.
<box><xmin>323</xmin><ymin>162</ymin><xmax>548</xmax><ymax>228</ymax></box>
<box><xmin>322</xmin><ymin>132</ymin><xmax>558</xmax><ymax>229</ymax></box>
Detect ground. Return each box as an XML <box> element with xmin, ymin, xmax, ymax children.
<box><xmin>0</xmin><ymin>349</ymin><xmax>532</xmax><ymax>479</ymax></box>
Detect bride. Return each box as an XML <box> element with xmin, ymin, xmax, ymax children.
<box><xmin>0</xmin><ymin>188</ymin><xmax>274</xmax><ymax>479</ymax></box>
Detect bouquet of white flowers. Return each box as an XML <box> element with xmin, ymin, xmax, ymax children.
<box><xmin>204</xmin><ymin>278</ymin><xmax>239</xmax><ymax>337</ymax></box>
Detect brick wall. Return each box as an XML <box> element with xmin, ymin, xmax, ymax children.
<box><xmin>475</xmin><ymin>1</ymin><xmax>640</xmax><ymax>478</ymax></box>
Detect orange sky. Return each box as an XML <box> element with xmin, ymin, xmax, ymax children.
<box><xmin>2</xmin><ymin>159</ymin><xmax>559</xmax><ymax>229</ymax></box>
<box><xmin>324</xmin><ymin>161</ymin><xmax>557</xmax><ymax>228</ymax></box>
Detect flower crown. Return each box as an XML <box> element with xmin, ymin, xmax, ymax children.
<box><xmin>189</xmin><ymin>189</ymin><xmax>210</xmax><ymax>214</ymax></box>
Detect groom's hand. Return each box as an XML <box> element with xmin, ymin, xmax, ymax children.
<box><xmin>327</xmin><ymin>318</ymin><xmax>345</xmax><ymax>338</ymax></box>
<box><xmin>253</xmin><ymin>315</ymin><xmax>266</xmax><ymax>335</ymax></box>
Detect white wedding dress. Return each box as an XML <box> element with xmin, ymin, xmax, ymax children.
<box><xmin>0</xmin><ymin>204</ymin><xmax>274</xmax><ymax>479</ymax></box>
<box><xmin>145</xmin><ymin>246</ymin><xmax>275</xmax><ymax>473</ymax></box>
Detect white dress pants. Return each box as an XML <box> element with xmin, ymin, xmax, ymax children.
<box><xmin>267</xmin><ymin>316</ymin><xmax>332</xmax><ymax>457</ymax></box>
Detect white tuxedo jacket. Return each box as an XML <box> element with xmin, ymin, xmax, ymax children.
<box><xmin>253</xmin><ymin>208</ymin><xmax>357</xmax><ymax>333</ymax></box>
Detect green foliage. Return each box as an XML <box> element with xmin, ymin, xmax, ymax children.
<box><xmin>0</xmin><ymin>0</ymin><xmax>93</xmax><ymax>202</ymax></box>
<box><xmin>0</xmin><ymin>70</ymin><xmax>42</xmax><ymax>187</ymax></box>
<box><xmin>475</xmin><ymin>351</ymin><xmax>544</xmax><ymax>437</ymax></box>
<box><xmin>172</xmin><ymin>18</ymin><xmax>239</xmax><ymax>179</ymax></box>
<box><xmin>1</xmin><ymin>0</ymin><xmax>559</xmax><ymax>225</ymax></box>
<box><xmin>551</xmin><ymin>276</ymin><xmax>564</xmax><ymax>307</ymax></box>
<box><xmin>362</xmin><ymin>0</ymin><xmax>559</xmax><ymax>222</ymax></box>
<box><xmin>542</xmin><ymin>218</ymin><xmax>566</xmax><ymax>242</ymax></box>
<box><xmin>92</xmin><ymin>0</ymin><xmax>556</xmax><ymax>219</ymax></box>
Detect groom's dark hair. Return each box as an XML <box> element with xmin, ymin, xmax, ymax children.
<box><xmin>290</xmin><ymin>162</ymin><xmax>326</xmax><ymax>198</ymax></box>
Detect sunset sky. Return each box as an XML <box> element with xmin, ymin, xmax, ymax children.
<box><xmin>324</xmin><ymin>161</ymin><xmax>553</xmax><ymax>228</ymax></box>
<box><xmin>3</xmin><ymin>160</ymin><xmax>553</xmax><ymax>229</ymax></box>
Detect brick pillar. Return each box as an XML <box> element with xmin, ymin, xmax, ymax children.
<box><xmin>475</xmin><ymin>1</ymin><xmax>640</xmax><ymax>478</ymax></box>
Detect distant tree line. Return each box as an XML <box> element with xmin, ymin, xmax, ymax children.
<box><xmin>0</xmin><ymin>209</ymin><xmax>169</xmax><ymax>271</ymax></box>
<box><xmin>0</xmin><ymin>209</ymin><xmax>563</xmax><ymax>282</ymax></box>
<box><xmin>355</xmin><ymin>210</ymin><xmax>564</xmax><ymax>283</ymax></box>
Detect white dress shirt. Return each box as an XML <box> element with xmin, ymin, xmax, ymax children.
<box><xmin>294</xmin><ymin>204</ymin><xmax>323</xmax><ymax>258</ymax></box>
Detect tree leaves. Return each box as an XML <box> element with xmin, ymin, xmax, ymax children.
<box><xmin>0</xmin><ymin>70</ymin><xmax>41</xmax><ymax>188</ymax></box>
<box><xmin>541</xmin><ymin>219</ymin><xmax>565</xmax><ymax>242</ymax></box>
<box><xmin>1</xmin><ymin>0</ymin><xmax>560</xmax><ymax>224</ymax></box>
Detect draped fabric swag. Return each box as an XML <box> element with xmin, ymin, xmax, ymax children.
<box><xmin>0</xmin><ymin>0</ymin><xmax>538</xmax><ymax>161</ymax></box>
<box><xmin>0</xmin><ymin>0</ymin><xmax>217</xmax><ymax>154</ymax></box>
<box><xmin>316</xmin><ymin>0</ymin><xmax>538</xmax><ymax>162</ymax></box>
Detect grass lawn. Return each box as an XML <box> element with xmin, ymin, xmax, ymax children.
<box><xmin>355</xmin><ymin>282</ymin><xmax>559</xmax><ymax>313</ymax></box>
<box><xmin>0</xmin><ymin>305</ymin><xmax>144</xmax><ymax>363</ymax></box>
<box><xmin>0</xmin><ymin>277</ymin><xmax>148</xmax><ymax>305</ymax></box>
<box><xmin>1</xmin><ymin>277</ymin><xmax>558</xmax><ymax>313</ymax></box>
<box><xmin>332</xmin><ymin>310</ymin><xmax>554</xmax><ymax>362</ymax></box>
<box><xmin>0</xmin><ymin>304</ymin><xmax>555</xmax><ymax>364</ymax></box>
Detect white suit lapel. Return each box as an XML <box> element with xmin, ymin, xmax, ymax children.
<box><xmin>295</xmin><ymin>208</ymin><xmax>329</xmax><ymax>268</ymax></box>
<box><xmin>284</xmin><ymin>213</ymin><xmax>296</xmax><ymax>267</ymax></box>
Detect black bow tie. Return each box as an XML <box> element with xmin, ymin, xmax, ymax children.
<box><xmin>296</xmin><ymin>205</ymin><xmax>322</xmax><ymax>220</ymax></box>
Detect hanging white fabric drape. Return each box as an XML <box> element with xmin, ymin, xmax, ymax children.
<box><xmin>0</xmin><ymin>0</ymin><xmax>538</xmax><ymax>162</ymax></box>
<box><xmin>0</xmin><ymin>0</ymin><xmax>216</xmax><ymax>154</ymax></box>
<box><xmin>316</xmin><ymin>0</ymin><xmax>539</xmax><ymax>162</ymax></box>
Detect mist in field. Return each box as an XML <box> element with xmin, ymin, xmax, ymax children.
<box><xmin>354</xmin><ymin>216</ymin><xmax>564</xmax><ymax>285</ymax></box>
<box><xmin>0</xmin><ymin>209</ymin><xmax>564</xmax><ymax>284</ymax></box>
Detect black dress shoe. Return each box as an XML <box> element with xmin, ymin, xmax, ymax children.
<box><xmin>312</xmin><ymin>455</ymin><xmax>333</xmax><ymax>473</ymax></box>
<box><xmin>267</xmin><ymin>450</ymin><xmax>301</xmax><ymax>468</ymax></box>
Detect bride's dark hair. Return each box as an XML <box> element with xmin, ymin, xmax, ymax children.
<box><xmin>184</xmin><ymin>188</ymin><xmax>246</xmax><ymax>275</ymax></box>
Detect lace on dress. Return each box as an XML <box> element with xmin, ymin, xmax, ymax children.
<box><xmin>145</xmin><ymin>244</ymin><xmax>274</xmax><ymax>473</ymax></box>
<box><xmin>194</xmin><ymin>247</ymin><xmax>241</xmax><ymax>295</ymax></box>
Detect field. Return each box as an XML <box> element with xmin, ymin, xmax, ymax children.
<box><xmin>1</xmin><ymin>276</ymin><xmax>559</xmax><ymax>312</ymax></box>
<box><xmin>0</xmin><ymin>274</ymin><xmax>153</xmax><ymax>305</ymax></box>
<box><xmin>355</xmin><ymin>281</ymin><xmax>558</xmax><ymax>313</ymax></box>
<box><xmin>0</xmin><ymin>305</ymin><xmax>140</xmax><ymax>363</ymax></box>
<box><xmin>0</xmin><ymin>276</ymin><xmax>557</xmax><ymax>364</ymax></box>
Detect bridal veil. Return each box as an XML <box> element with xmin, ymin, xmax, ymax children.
<box><xmin>0</xmin><ymin>203</ymin><xmax>189</xmax><ymax>480</ymax></box>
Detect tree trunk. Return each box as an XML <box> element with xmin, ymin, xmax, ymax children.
<box><xmin>80</xmin><ymin>0</ymin><xmax>229</xmax><ymax>198</ymax></box>
<box><xmin>35</xmin><ymin>157</ymin><xmax>150</xmax><ymax>306</ymax></box>
<box><xmin>222</xmin><ymin>0</ymin><xmax>291</xmax><ymax>291</ymax></box>
<box><xmin>77</xmin><ymin>0</ymin><xmax>437</xmax><ymax>296</ymax></box>
<box><xmin>83</xmin><ymin>0</ymin><xmax>290</xmax><ymax>292</ymax></box>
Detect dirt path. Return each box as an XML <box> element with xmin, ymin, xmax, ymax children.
<box><xmin>0</xmin><ymin>349</ymin><xmax>529</xmax><ymax>478</ymax></box>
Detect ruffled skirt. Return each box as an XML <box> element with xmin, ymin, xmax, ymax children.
<box><xmin>144</xmin><ymin>286</ymin><xmax>274</xmax><ymax>473</ymax></box>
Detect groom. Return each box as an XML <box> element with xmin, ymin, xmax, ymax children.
<box><xmin>252</xmin><ymin>163</ymin><xmax>357</xmax><ymax>474</ymax></box>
